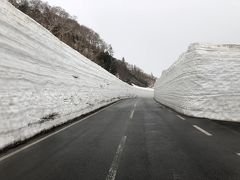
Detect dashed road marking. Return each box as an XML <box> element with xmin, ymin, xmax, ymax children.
<box><xmin>130</xmin><ymin>102</ymin><xmax>137</xmax><ymax>119</ymax></box>
<box><xmin>176</xmin><ymin>115</ymin><xmax>185</xmax><ymax>120</ymax></box>
<box><xmin>130</xmin><ymin>110</ymin><xmax>135</xmax><ymax>119</ymax></box>
<box><xmin>106</xmin><ymin>136</ymin><xmax>127</xmax><ymax>180</ymax></box>
<box><xmin>193</xmin><ymin>125</ymin><xmax>212</xmax><ymax>136</ymax></box>
<box><xmin>134</xmin><ymin>102</ymin><xmax>137</xmax><ymax>108</ymax></box>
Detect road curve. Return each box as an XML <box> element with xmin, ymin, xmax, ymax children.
<box><xmin>0</xmin><ymin>97</ymin><xmax>240</xmax><ymax>180</ymax></box>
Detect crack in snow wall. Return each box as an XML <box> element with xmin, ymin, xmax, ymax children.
<box><xmin>0</xmin><ymin>1</ymin><xmax>137</xmax><ymax>149</ymax></box>
<box><xmin>154</xmin><ymin>43</ymin><xmax>240</xmax><ymax>122</ymax></box>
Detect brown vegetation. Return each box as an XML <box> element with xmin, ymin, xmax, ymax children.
<box><xmin>9</xmin><ymin>0</ymin><xmax>156</xmax><ymax>87</ymax></box>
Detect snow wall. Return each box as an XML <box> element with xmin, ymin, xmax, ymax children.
<box><xmin>0</xmin><ymin>1</ymin><xmax>138</xmax><ymax>149</ymax></box>
<box><xmin>154</xmin><ymin>43</ymin><xmax>240</xmax><ymax>122</ymax></box>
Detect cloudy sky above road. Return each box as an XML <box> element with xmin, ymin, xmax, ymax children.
<box><xmin>46</xmin><ymin>0</ymin><xmax>240</xmax><ymax>76</ymax></box>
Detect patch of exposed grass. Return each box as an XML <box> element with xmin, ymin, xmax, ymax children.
<box><xmin>40</xmin><ymin>112</ymin><xmax>60</xmax><ymax>123</ymax></box>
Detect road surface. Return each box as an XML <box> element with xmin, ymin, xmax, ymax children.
<box><xmin>0</xmin><ymin>97</ymin><xmax>240</xmax><ymax>180</ymax></box>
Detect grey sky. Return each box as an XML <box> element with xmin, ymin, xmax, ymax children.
<box><xmin>46</xmin><ymin>0</ymin><xmax>240</xmax><ymax>76</ymax></box>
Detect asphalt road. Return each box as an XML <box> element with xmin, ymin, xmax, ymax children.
<box><xmin>0</xmin><ymin>97</ymin><xmax>240</xmax><ymax>180</ymax></box>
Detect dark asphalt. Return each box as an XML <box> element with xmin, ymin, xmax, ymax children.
<box><xmin>0</xmin><ymin>98</ymin><xmax>240</xmax><ymax>180</ymax></box>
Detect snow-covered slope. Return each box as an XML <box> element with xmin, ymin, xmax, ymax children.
<box><xmin>0</xmin><ymin>1</ymin><xmax>137</xmax><ymax>149</ymax></box>
<box><xmin>132</xmin><ymin>84</ymin><xmax>154</xmax><ymax>98</ymax></box>
<box><xmin>154</xmin><ymin>43</ymin><xmax>240</xmax><ymax>122</ymax></box>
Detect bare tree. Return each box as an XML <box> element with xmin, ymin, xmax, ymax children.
<box><xmin>8</xmin><ymin>0</ymin><xmax>156</xmax><ymax>87</ymax></box>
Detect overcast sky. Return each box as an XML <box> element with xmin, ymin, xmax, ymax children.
<box><xmin>46</xmin><ymin>0</ymin><xmax>240</xmax><ymax>76</ymax></box>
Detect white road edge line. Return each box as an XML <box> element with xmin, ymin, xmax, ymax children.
<box><xmin>106</xmin><ymin>136</ymin><xmax>127</xmax><ymax>180</ymax></box>
<box><xmin>193</xmin><ymin>125</ymin><xmax>213</xmax><ymax>136</ymax></box>
<box><xmin>176</xmin><ymin>115</ymin><xmax>185</xmax><ymax>120</ymax></box>
<box><xmin>237</xmin><ymin>153</ymin><xmax>240</xmax><ymax>156</ymax></box>
<box><xmin>0</xmin><ymin>101</ymin><xmax>120</xmax><ymax>162</ymax></box>
<box><xmin>130</xmin><ymin>109</ymin><xmax>135</xmax><ymax>119</ymax></box>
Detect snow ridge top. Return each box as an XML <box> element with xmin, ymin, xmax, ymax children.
<box><xmin>188</xmin><ymin>43</ymin><xmax>240</xmax><ymax>52</ymax></box>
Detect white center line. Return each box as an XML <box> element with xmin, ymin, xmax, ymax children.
<box><xmin>130</xmin><ymin>109</ymin><xmax>135</xmax><ymax>119</ymax></box>
<box><xmin>134</xmin><ymin>102</ymin><xmax>137</xmax><ymax>108</ymax></box>
<box><xmin>193</xmin><ymin>125</ymin><xmax>213</xmax><ymax>136</ymax></box>
<box><xmin>176</xmin><ymin>115</ymin><xmax>185</xmax><ymax>120</ymax></box>
<box><xmin>106</xmin><ymin>136</ymin><xmax>127</xmax><ymax>180</ymax></box>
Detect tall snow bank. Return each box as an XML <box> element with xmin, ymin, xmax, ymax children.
<box><xmin>132</xmin><ymin>84</ymin><xmax>154</xmax><ymax>98</ymax></box>
<box><xmin>0</xmin><ymin>1</ymin><xmax>136</xmax><ymax>149</ymax></box>
<box><xmin>154</xmin><ymin>43</ymin><xmax>240</xmax><ymax>122</ymax></box>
